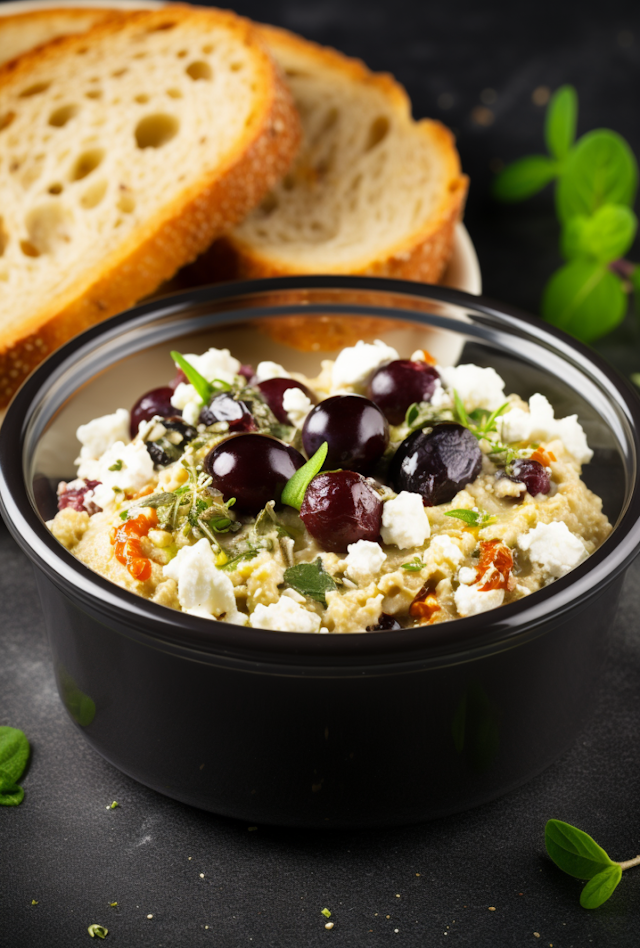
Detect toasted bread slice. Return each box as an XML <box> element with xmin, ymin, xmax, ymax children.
<box><xmin>0</xmin><ymin>6</ymin><xmax>300</xmax><ymax>407</ymax></box>
<box><xmin>0</xmin><ymin>7</ymin><xmax>118</xmax><ymax>68</ymax></box>
<box><xmin>201</xmin><ymin>25</ymin><xmax>467</xmax><ymax>282</ymax></box>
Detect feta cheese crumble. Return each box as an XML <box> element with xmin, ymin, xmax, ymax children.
<box><xmin>77</xmin><ymin>440</ymin><xmax>155</xmax><ymax>509</ymax></box>
<box><xmin>76</xmin><ymin>409</ymin><xmax>130</xmax><ymax>463</ymax></box>
<box><xmin>250</xmin><ymin>595</ymin><xmax>321</xmax><ymax>632</ymax></box>
<box><xmin>498</xmin><ymin>393</ymin><xmax>593</xmax><ymax>465</ymax></box>
<box><xmin>517</xmin><ymin>520</ymin><xmax>588</xmax><ymax>581</ymax></box>
<box><xmin>171</xmin><ymin>347</ymin><xmax>242</xmax><ymax>425</ymax></box>
<box><xmin>255</xmin><ymin>361</ymin><xmax>290</xmax><ymax>382</ymax></box>
<box><xmin>282</xmin><ymin>386</ymin><xmax>312</xmax><ymax>429</ymax></box>
<box><xmin>331</xmin><ymin>339</ymin><xmax>399</xmax><ymax>392</ymax></box>
<box><xmin>435</xmin><ymin>364</ymin><xmax>506</xmax><ymax>412</ymax></box>
<box><xmin>380</xmin><ymin>492</ymin><xmax>431</xmax><ymax>549</ymax></box>
<box><xmin>345</xmin><ymin>540</ymin><xmax>387</xmax><ymax>584</ymax></box>
<box><xmin>454</xmin><ymin>581</ymin><xmax>504</xmax><ymax>617</ymax></box>
<box><xmin>163</xmin><ymin>539</ymin><xmax>246</xmax><ymax>623</ymax></box>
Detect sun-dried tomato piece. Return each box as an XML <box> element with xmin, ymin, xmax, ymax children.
<box><xmin>476</xmin><ymin>539</ymin><xmax>513</xmax><ymax>591</ymax></box>
<box><xmin>409</xmin><ymin>584</ymin><xmax>441</xmax><ymax>622</ymax></box>
<box><xmin>110</xmin><ymin>509</ymin><xmax>157</xmax><ymax>582</ymax></box>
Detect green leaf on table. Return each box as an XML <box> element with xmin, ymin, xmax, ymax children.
<box><xmin>545</xmin><ymin>85</ymin><xmax>578</xmax><ymax>161</ymax></box>
<box><xmin>170</xmin><ymin>350</ymin><xmax>213</xmax><ymax>404</ymax></box>
<box><xmin>493</xmin><ymin>154</ymin><xmax>558</xmax><ymax>202</ymax></box>
<box><xmin>0</xmin><ymin>783</ymin><xmax>25</xmax><ymax>806</ymax></box>
<box><xmin>561</xmin><ymin>205</ymin><xmax>637</xmax><ymax>263</ymax></box>
<box><xmin>556</xmin><ymin>129</ymin><xmax>638</xmax><ymax>222</ymax></box>
<box><xmin>580</xmin><ymin>864</ymin><xmax>623</xmax><ymax>909</ymax></box>
<box><xmin>281</xmin><ymin>442</ymin><xmax>328</xmax><ymax>511</ymax></box>
<box><xmin>541</xmin><ymin>259</ymin><xmax>627</xmax><ymax>341</ymax></box>
<box><xmin>0</xmin><ymin>726</ymin><xmax>30</xmax><ymax>789</ymax></box>
<box><xmin>284</xmin><ymin>557</ymin><xmax>337</xmax><ymax>606</ymax></box>
<box><xmin>545</xmin><ymin>819</ymin><xmax>614</xmax><ymax>879</ymax></box>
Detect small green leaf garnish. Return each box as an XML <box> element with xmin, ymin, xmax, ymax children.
<box><xmin>108</xmin><ymin>460</ymin><xmax>123</xmax><ymax>472</ymax></box>
<box><xmin>445</xmin><ymin>509</ymin><xmax>496</xmax><ymax>527</ymax></box>
<box><xmin>119</xmin><ymin>510</ymin><xmax>129</xmax><ymax>521</ymax></box>
<box><xmin>87</xmin><ymin>924</ymin><xmax>109</xmax><ymax>939</ymax></box>
<box><xmin>321</xmin><ymin>908</ymin><xmax>332</xmax><ymax>919</ymax></box>
<box><xmin>281</xmin><ymin>442</ymin><xmax>328</xmax><ymax>511</ymax></box>
<box><xmin>545</xmin><ymin>84</ymin><xmax>577</xmax><ymax>162</ymax></box>
<box><xmin>170</xmin><ymin>350</ymin><xmax>213</xmax><ymax>404</ymax></box>
<box><xmin>545</xmin><ymin>819</ymin><xmax>640</xmax><ymax>909</ymax></box>
<box><xmin>401</xmin><ymin>557</ymin><xmax>424</xmax><ymax>572</ymax></box>
<box><xmin>283</xmin><ymin>557</ymin><xmax>337</xmax><ymax>606</ymax></box>
<box><xmin>220</xmin><ymin>550</ymin><xmax>260</xmax><ymax>571</ymax></box>
<box><xmin>106</xmin><ymin>801</ymin><xmax>119</xmax><ymax>810</ymax></box>
<box><xmin>0</xmin><ymin>726</ymin><xmax>30</xmax><ymax>806</ymax></box>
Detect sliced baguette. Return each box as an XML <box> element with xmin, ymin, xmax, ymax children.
<box><xmin>0</xmin><ymin>7</ymin><xmax>117</xmax><ymax>68</ymax></box>
<box><xmin>0</xmin><ymin>6</ymin><xmax>300</xmax><ymax>407</ymax></box>
<box><xmin>203</xmin><ymin>25</ymin><xmax>468</xmax><ymax>282</ymax></box>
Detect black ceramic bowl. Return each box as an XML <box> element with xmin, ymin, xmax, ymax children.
<box><xmin>1</xmin><ymin>277</ymin><xmax>640</xmax><ymax>828</ymax></box>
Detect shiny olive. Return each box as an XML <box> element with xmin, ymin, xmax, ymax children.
<box><xmin>204</xmin><ymin>434</ymin><xmax>305</xmax><ymax>514</ymax></box>
<box><xmin>389</xmin><ymin>422</ymin><xmax>482</xmax><ymax>505</ymax></box>
<box><xmin>302</xmin><ymin>394</ymin><xmax>389</xmax><ymax>473</ymax></box>
<box><xmin>299</xmin><ymin>470</ymin><xmax>383</xmax><ymax>553</ymax></box>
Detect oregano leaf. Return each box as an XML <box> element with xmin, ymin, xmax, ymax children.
<box><xmin>580</xmin><ymin>865</ymin><xmax>622</xmax><ymax>909</ymax></box>
<box><xmin>545</xmin><ymin>85</ymin><xmax>578</xmax><ymax>161</ymax></box>
<box><xmin>541</xmin><ymin>259</ymin><xmax>627</xmax><ymax>341</ymax></box>
<box><xmin>562</xmin><ymin>205</ymin><xmax>637</xmax><ymax>263</ymax></box>
<box><xmin>283</xmin><ymin>558</ymin><xmax>337</xmax><ymax>606</ymax></box>
<box><xmin>0</xmin><ymin>726</ymin><xmax>30</xmax><ymax>788</ymax></box>
<box><xmin>493</xmin><ymin>154</ymin><xmax>559</xmax><ymax>202</ymax></box>
<box><xmin>281</xmin><ymin>442</ymin><xmax>328</xmax><ymax>511</ymax></box>
<box><xmin>545</xmin><ymin>819</ymin><xmax>614</xmax><ymax>879</ymax></box>
<box><xmin>556</xmin><ymin>129</ymin><xmax>638</xmax><ymax>222</ymax></box>
<box><xmin>0</xmin><ymin>783</ymin><xmax>25</xmax><ymax>806</ymax></box>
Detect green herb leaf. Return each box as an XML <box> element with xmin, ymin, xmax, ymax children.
<box><xmin>321</xmin><ymin>908</ymin><xmax>332</xmax><ymax>919</ymax></box>
<box><xmin>556</xmin><ymin>129</ymin><xmax>638</xmax><ymax>222</ymax></box>
<box><xmin>493</xmin><ymin>155</ymin><xmax>558</xmax><ymax>202</ymax></box>
<box><xmin>545</xmin><ymin>85</ymin><xmax>578</xmax><ymax>161</ymax></box>
<box><xmin>138</xmin><ymin>492</ymin><xmax>180</xmax><ymax>510</ymax></box>
<box><xmin>561</xmin><ymin>205</ymin><xmax>637</xmax><ymax>263</ymax></box>
<box><xmin>284</xmin><ymin>557</ymin><xmax>337</xmax><ymax>606</ymax></box>
<box><xmin>0</xmin><ymin>726</ymin><xmax>30</xmax><ymax>791</ymax></box>
<box><xmin>0</xmin><ymin>783</ymin><xmax>25</xmax><ymax>806</ymax></box>
<box><xmin>541</xmin><ymin>259</ymin><xmax>627</xmax><ymax>341</ymax></box>
<box><xmin>170</xmin><ymin>350</ymin><xmax>212</xmax><ymax>404</ymax></box>
<box><xmin>87</xmin><ymin>924</ymin><xmax>109</xmax><ymax>939</ymax></box>
<box><xmin>401</xmin><ymin>557</ymin><xmax>424</xmax><ymax>571</ymax></box>
<box><xmin>106</xmin><ymin>801</ymin><xmax>119</xmax><ymax>810</ymax></box>
<box><xmin>445</xmin><ymin>509</ymin><xmax>496</xmax><ymax>527</ymax></box>
<box><xmin>281</xmin><ymin>442</ymin><xmax>328</xmax><ymax>511</ymax></box>
<box><xmin>220</xmin><ymin>550</ymin><xmax>260</xmax><ymax>571</ymax></box>
<box><xmin>580</xmin><ymin>864</ymin><xmax>623</xmax><ymax>909</ymax></box>
<box><xmin>545</xmin><ymin>819</ymin><xmax>614</xmax><ymax>879</ymax></box>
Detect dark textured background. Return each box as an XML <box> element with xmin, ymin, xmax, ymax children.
<box><xmin>2</xmin><ymin>0</ymin><xmax>640</xmax><ymax>945</ymax></box>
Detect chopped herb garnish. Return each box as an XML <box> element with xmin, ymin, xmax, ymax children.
<box><xmin>453</xmin><ymin>390</ymin><xmax>510</xmax><ymax>440</ymax></box>
<box><xmin>31</xmin><ymin>900</ymin><xmax>38</xmax><ymax>905</ymax></box>
<box><xmin>284</xmin><ymin>557</ymin><xmax>337</xmax><ymax>606</ymax></box>
<box><xmin>108</xmin><ymin>460</ymin><xmax>123</xmax><ymax>472</ymax></box>
<box><xmin>545</xmin><ymin>819</ymin><xmax>640</xmax><ymax>909</ymax></box>
<box><xmin>401</xmin><ymin>557</ymin><xmax>424</xmax><ymax>571</ymax></box>
<box><xmin>106</xmin><ymin>801</ymin><xmax>119</xmax><ymax>810</ymax></box>
<box><xmin>87</xmin><ymin>924</ymin><xmax>109</xmax><ymax>939</ymax></box>
<box><xmin>170</xmin><ymin>350</ymin><xmax>232</xmax><ymax>404</ymax></box>
<box><xmin>281</xmin><ymin>442</ymin><xmax>328</xmax><ymax>511</ymax></box>
<box><xmin>0</xmin><ymin>726</ymin><xmax>30</xmax><ymax>807</ymax></box>
<box><xmin>403</xmin><ymin>400</ymin><xmax>442</xmax><ymax>432</ymax></box>
<box><xmin>445</xmin><ymin>509</ymin><xmax>496</xmax><ymax>527</ymax></box>
<box><xmin>119</xmin><ymin>510</ymin><xmax>129</xmax><ymax>521</ymax></box>
<box><xmin>321</xmin><ymin>908</ymin><xmax>332</xmax><ymax>918</ymax></box>
<box><xmin>220</xmin><ymin>550</ymin><xmax>260</xmax><ymax>571</ymax></box>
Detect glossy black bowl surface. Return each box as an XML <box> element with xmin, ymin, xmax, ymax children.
<box><xmin>1</xmin><ymin>276</ymin><xmax>639</xmax><ymax>827</ymax></box>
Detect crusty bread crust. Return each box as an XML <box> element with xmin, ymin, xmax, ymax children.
<box><xmin>0</xmin><ymin>6</ymin><xmax>301</xmax><ymax>407</ymax></box>
<box><xmin>203</xmin><ymin>24</ymin><xmax>468</xmax><ymax>284</ymax></box>
<box><xmin>0</xmin><ymin>7</ymin><xmax>118</xmax><ymax>68</ymax></box>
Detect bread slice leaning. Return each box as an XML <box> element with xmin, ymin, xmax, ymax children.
<box><xmin>204</xmin><ymin>25</ymin><xmax>468</xmax><ymax>282</ymax></box>
<box><xmin>0</xmin><ymin>6</ymin><xmax>300</xmax><ymax>407</ymax></box>
<box><xmin>0</xmin><ymin>7</ymin><xmax>117</xmax><ymax>68</ymax></box>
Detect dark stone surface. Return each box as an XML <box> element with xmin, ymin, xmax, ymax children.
<box><xmin>2</xmin><ymin>0</ymin><xmax>640</xmax><ymax>945</ymax></box>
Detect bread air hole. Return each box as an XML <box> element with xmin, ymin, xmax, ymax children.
<box><xmin>48</xmin><ymin>183</ymin><xmax>63</xmax><ymax>195</ymax></box>
<box><xmin>49</xmin><ymin>104</ymin><xmax>79</xmax><ymax>128</ymax></box>
<box><xmin>186</xmin><ymin>61</ymin><xmax>212</xmax><ymax>81</ymax></box>
<box><xmin>70</xmin><ymin>148</ymin><xmax>105</xmax><ymax>182</ymax></box>
<box><xmin>112</xmin><ymin>68</ymin><xmax>128</xmax><ymax>77</ymax></box>
<box><xmin>202</xmin><ymin>44</ymin><xmax>214</xmax><ymax>54</ymax></box>
<box><xmin>166</xmin><ymin>88</ymin><xmax>182</xmax><ymax>99</ymax></box>
<box><xmin>117</xmin><ymin>194</ymin><xmax>136</xmax><ymax>214</ymax></box>
<box><xmin>135</xmin><ymin>114</ymin><xmax>179</xmax><ymax>149</ymax></box>
<box><xmin>0</xmin><ymin>112</ymin><xmax>16</xmax><ymax>132</ymax></box>
<box><xmin>86</xmin><ymin>90</ymin><xmax>102</xmax><ymax>100</ymax></box>
<box><xmin>80</xmin><ymin>179</ymin><xmax>107</xmax><ymax>209</ymax></box>
<box><xmin>365</xmin><ymin>116</ymin><xmax>390</xmax><ymax>151</ymax></box>
<box><xmin>135</xmin><ymin>94</ymin><xmax>150</xmax><ymax>104</ymax></box>
<box><xmin>25</xmin><ymin>203</ymin><xmax>73</xmax><ymax>254</ymax></box>
<box><xmin>19</xmin><ymin>82</ymin><xmax>51</xmax><ymax>99</ymax></box>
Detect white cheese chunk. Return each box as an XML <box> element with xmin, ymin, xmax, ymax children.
<box><xmin>517</xmin><ymin>520</ymin><xmax>588</xmax><ymax>581</ymax></box>
<box><xmin>423</xmin><ymin>535</ymin><xmax>464</xmax><ymax>570</ymax></box>
<box><xmin>255</xmin><ymin>361</ymin><xmax>290</xmax><ymax>382</ymax></box>
<box><xmin>77</xmin><ymin>440</ymin><xmax>154</xmax><ymax>508</ymax></box>
<box><xmin>457</xmin><ymin>566</ymin><xmax>477</xmax><ymax>585</ymax></box>
<box><xmin>454</xmin><ymin>583</ymin><xmax>505</xmax><ymax>616</ymax></box>
<box><xmin>170</xmin><ymin>347</ymin><xmax>242</xmax><ymax>424</ymax></box>
<box><xmin>250</xmin><ymin>596</ymin><xmax>321</xmax><ymax>632</ymax></box>
<box><xmin>437</xmin><ymin>364</ymin><xmax>506</xmax><ymax>412</ymax></box>
<box><xmin>345</xmin><ymin>539</ymin><xmax>387</xmax><ymax>584</ymax></box>
<box><xmin>282</xmin><ymin>386</ymin><xmax>312</xmax><ymax>429</ymax></box>
<box><xmin>76</xmin><ymin>409</ymin><xmax>130</xmax><ymax>463</ymax></box>
<box><xmin>380</xmin><ymin>491</ymin><xmax>431</xmax><ymax>549</ymax></box>
<box><xmin>163</xmin><ymin>539</ymin><xmax>246</xmax><ymax>623</ymax></box>
<box><xmin>498</xmin><ymin>393</ymin><xmax>592</xmax><ymax>465</ymax></box>
<box><xmin>331</xmin><ymin>339</ymin><xmax>399</xmax><ymax>392</ymax></box>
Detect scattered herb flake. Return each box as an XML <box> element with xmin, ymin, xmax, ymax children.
<box><xmin>321</xmin><ymin>908</ymin><xmax>332</xmax><ymax>918</ymax></box>
<box><xmin>284</xmin><ymin>558</ymin><xmax>337</xmax><ymax>606</ymax></box>
<box><xmin>445</xmin><ymin>509</ymin><xmax>496</xmax><ymax>527</ymax></box>
<box><xmin>87</xmin><ymin>924</ymin><xmax>108</xmax><ymax>939</ymax></box>
<box><xmin>401</xmin><ymin>557</ymin><xmax>424</xmax><ymax>572</ymax></box>
<box><xmin>108</xmin><ymin>460</ymin><xmax>123</xmax><ymax>472</ymax></box>
<box><xmin>220</xmin><ymin>550</ymin><xmax>260</xmax><ymax>572</ymax></box>
<box><xmin>106</xmin><ymin>801</ymin><xmax>119</xmax><ymax>810</ymax></box>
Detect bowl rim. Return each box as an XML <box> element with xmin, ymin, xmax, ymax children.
<box><xmin>1</xmin><ymin>274</ymin><xmax>639</xmax><ymax>667</ymax></box>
